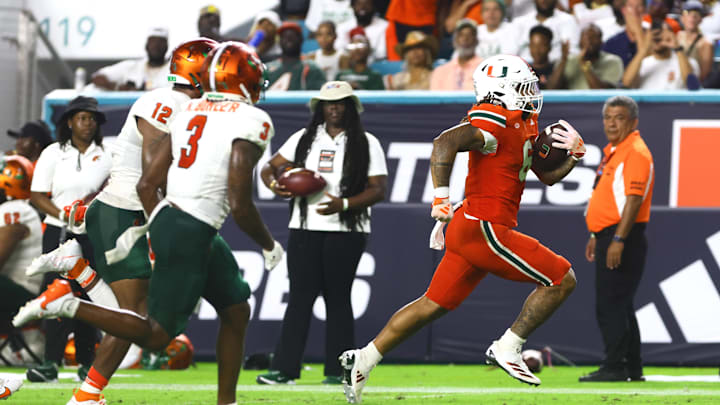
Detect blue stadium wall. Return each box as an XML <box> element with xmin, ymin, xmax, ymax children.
<box><xmin>44</xmin><ymin>90</ymin><xmax>720</xmax><ymax>366</ymax></box>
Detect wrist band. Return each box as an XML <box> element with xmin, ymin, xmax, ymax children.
<box><xmin>343</xmin><ymin>198</ymin><xmax>349</xmax><ymax>211</ymax></box>
<box><xmin>434</xmin><ymin>186</ymin><xmax>449</xmax><ymax>199</ymax></box>
<box><xmin>590</xmin><ymin>232</ymin><xmax>596</xmax><ymax>239</ymax></box>
<box><xmin>612</xmin><ymin>235</ymin><xmax>625</xmax><ymax>243</ymax></box>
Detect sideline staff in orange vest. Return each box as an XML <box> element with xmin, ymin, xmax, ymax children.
<box><xmin>580</xmin><ymin>95</ymin><xmax>654</xmax><ymax>383</ymax></box>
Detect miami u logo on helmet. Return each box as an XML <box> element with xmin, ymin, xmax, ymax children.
<box><xmin>483</xmin><ymin>64</ymin><xmax>508</xmax><ymax>78</ymax></box>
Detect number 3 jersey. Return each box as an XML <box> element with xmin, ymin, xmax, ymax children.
<box><xmin>464</xmin><ymin>103</ymin><xmax>538</xmax><ymax>228</ymax></box>
<box><xmin>97</xmin><ymin>88</ymin><xmax>191</xmax><ymax>211</ymax></box>
<box><xmin>165</xmin><ymin>94</ymin><xmax>274</xmax><ymax>229</ymax></box>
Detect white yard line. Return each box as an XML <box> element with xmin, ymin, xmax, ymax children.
<box><xmin>17</xmin><ymin>384</ymin><xmax>720</xmax><ymax>396</ymax></box>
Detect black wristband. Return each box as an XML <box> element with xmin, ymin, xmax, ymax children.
<box><xmin>673</xmin><ymin>46</ymin><xmax>684</xmax><ymax>53</ymax></box>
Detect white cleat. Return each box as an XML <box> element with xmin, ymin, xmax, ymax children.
<box><xmin>339</xmin><ymin>349</ymin><xmax>372</xmax><ymax>404</ymax></box>
<box><xmin>12</xmin><ymin>279</ymin><xmax>79</xmax><ymax>327</ymax></box>
<box><xmin>26</xmin><ymin>238</ymin><xmax>84</xmax><ymax>277</ymax></box>
<box><xmin>485</xmin><ymin>341</ymin><xmax>541</xmax><ymax>386</ymax></box>
<box><xmin>0</xmin><ymin>377</ymin><xmax>22</xmax><ymax>400</ymax></box>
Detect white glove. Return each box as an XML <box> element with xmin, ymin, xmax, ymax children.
<box><xmin>551</xmin><ymin>119</ymin><xmax>586</xmax><ymax>161</ymax></box>
<box><xmin>431</xmin><ymin>197</ymin><xmax>454</xmax><ymax>223</ymax></box>
<box><xmin>263</xmin><ymin>240</ymin><xmax>284</xmax><ymax>271</ymax></box>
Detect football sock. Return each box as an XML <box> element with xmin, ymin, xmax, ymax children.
<box><xmin>499</xmin><ymin>328</ymin><xmax>526</xmax><ymax>350</ymax></box>
<box><xmin>363</xmin><ymin>342</ymin><xmax>383</xmax><ymax>368</ymax></box>
<box><xmin>79</xmin><ymin>366</ymin><xmax>108</xmax><ymax>395</ymax></box>
<box><xmin>85</xmin><ymin>277</ymin><xmax>119</xmax><ymax>309</ymax></box>
<box><xmin>66</xmin><ymin>259</ymin><xmax>96</xmax><ymax>289</ymax></box>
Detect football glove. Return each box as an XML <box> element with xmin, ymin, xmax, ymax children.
<box><xmin>550</xmin><ymin>119</ymin><xmax>586</xmax><ymax>161</ymax></box>
<box><xmin>431</xmin><ymin>197</ymin><xmax>453</xmax><ymax>223</ymax></box>
<box><xmin>263</xmin><ymin>240</ymin><xmax>284</xmax><ymax>271</ymax></box>
<box><xmin>62</xmin><ymin>200</ymin><xmax>87</xmax><ymax>227</ymax></box>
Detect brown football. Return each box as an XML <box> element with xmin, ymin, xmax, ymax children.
<box><xmin>278</xmin><ymin>168</ymin><xmax>327</xmax><ymax>197</ymax></box>
<box><xmin>522</xmin><ymin>349</ymin><xmax>543</xmax><ymax>374</ymax></box>
<box><xmin>532</xmin><ymin>122</ymin><xmax>570</xmax><ymax>172</ymax></box>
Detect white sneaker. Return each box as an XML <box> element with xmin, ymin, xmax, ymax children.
<box><xmin>66</xmin><ymin>389</ymin><xmax>106</xmax><ymax>405</ymax></box>
<box><xmin>27</xmin><ymin>238</ymin><xmax>84</xmax><ymax>277</ymax></box>
<box><xmin>13</xmin><ymin>279</ymin><xmax>79</xmax><ymax>327</ymax></box>
<box><xmin>485</xmin><ymin>341</ymin><xmax>541</xmax><ymax>386</ymax></box>
<box><xmin>0</xmin><ymin>377</ymin><xmax>22</xmax><ymax>400</ymax></box>
<box><xmin>339</xmin><ymin>349</ymin><xmax>372</xmax><ymax>404</ymax></box>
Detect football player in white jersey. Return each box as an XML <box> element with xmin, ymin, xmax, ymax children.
<box><xmin>0</xmin><ymin>156</ymin><xmax>39</xmax><ymax>400</ymax></box>
<box><xmin>14</xmin><ymin>42</ymin><xmax>284</xmax><ymax>405</ymax></box>
<box><xmin>24</xmin><ymin>38</ymin><xmax>218</xmax><ymax>405</ymax></box>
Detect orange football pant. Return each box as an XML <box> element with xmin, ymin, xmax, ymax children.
<box><xmin>425</xmin><ymin>205</ymin><xmax>571</xmax><ymax>310</ymax></box>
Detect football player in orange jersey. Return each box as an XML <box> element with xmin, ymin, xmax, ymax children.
<box><xmin>338</xmin><ymin>54</ymin><xmax>587</xmax><ymax>403</ymax></box>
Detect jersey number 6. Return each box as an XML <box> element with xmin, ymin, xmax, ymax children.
<box><xmin>178</xmin><ymin>115</ymin><xmax>207</xmax><ymax>169</ymax></box>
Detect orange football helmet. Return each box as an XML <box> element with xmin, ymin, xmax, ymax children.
<box><xmin>201</xmin><ymin>41</ymin><xmax>267</xmax><ymax>104</ymax></box>
<box><xmin>0</xmin><ymin>155</ymin><xmax>33</xmax><ymax>199</ymax></box>
<box><xmin>168</xmin><ymin>38</ymin><xmax>219</xmax><ymax>87</ymax></box>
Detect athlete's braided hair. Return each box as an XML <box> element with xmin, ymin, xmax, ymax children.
<box><xmin>292</xmin><ymin>98</ymin><xmax>370</xmax><ymax>232</ymax></box>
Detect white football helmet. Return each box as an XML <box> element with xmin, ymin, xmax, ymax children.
<box><xmin>472</xmin><ymin>54</ymin><xmax>543</xmax><ymax>114</ymax></box>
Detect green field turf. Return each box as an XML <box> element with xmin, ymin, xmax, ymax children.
<box><xmin>2</xmin><ymin>363</ymin><xmax>719</xmax><ymax>404</ymax></box>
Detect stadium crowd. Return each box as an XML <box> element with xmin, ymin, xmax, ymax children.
<box><xmin>86</xmin><ymin>0</ymin><xmax>720</xmax><ymax>92</ymax></box>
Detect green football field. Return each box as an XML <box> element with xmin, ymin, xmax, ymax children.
<box><xmin>3</xmin><ymin>363</ymin><xmax>719</xmax><ymax>404</ymax></box>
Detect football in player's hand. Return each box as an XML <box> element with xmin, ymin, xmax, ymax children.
<box><xmin>278</xmin><ymin>168</ymin><xmax>327</xmax><ymax>197</ymax></box>
<box><xmin>532</xmin><ymin>122</ymin><xmax>570</xmax><ymax>172</ymax></box>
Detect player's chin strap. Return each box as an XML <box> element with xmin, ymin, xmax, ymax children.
<box><xmin>105</xmin><ymin>200</ymin><xmax>170</xmax><ymax>265</ymax></box>
<box><xmin>429</xmin><ymin>200</ymin><xmax>464</xmax><ymax>250</ymax></box>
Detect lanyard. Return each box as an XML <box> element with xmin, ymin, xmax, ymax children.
<box><xmin>592</xmin><ymin>147</ymin><xmax>615</xmax><ymax>189</ymax></box>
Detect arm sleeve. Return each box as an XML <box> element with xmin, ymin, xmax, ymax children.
<box><xmin>30</xmin><ymin>145</ymin><xmax>58</xmax><ymax>193</ymax></box>
<box><xmin>277</xmin><ymin>130</ymin><xmax>305</xmax><ymax>161</ymax></box>
<box><xmin>623</xmin><ymin>150</ymin><xmax>653</xmax><ymax>197</ymax></box>
<box><xmin>366</xmin><ymin>134</ymin><xmax>388</xmax><ymax>176</ymax></box>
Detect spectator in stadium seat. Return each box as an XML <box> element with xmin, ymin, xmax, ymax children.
<box><xmin>5</xmin><ymin>120</ymin><xmax>53</xmax><ymax>164</ymax></box>
<box><xmin>621</xmin><ymin>22</ymin><xmax>699</xmax><ymax>90</ymax></box>
<box><xmin>677</xmin><ymin>0</ymin><xmax>713</xmax><ymax>81</ymax></box>
<box><xmin>384</xmin><ymin>0</ymin><xmax>438</xmax><ymax>60</ymax></box>
<box><xmin>335</xmin><ymin>0</ymin><xmax>389</xmax><ymax>64</ymax></box>
<box><xmin>267</xmin><ymin>22</ymin><xmax>327</xmax><ymax>91</ymax></box>
<box><xmin>384</xmin><ymin>30</ymin><xmax>437</xmax><ymax>90</ymax></box>
<box><xmin>594</xmin><ymin>0</ymin><xmax>627</xmax><ymax>42</ymax></box>
<box><xmin>258</xmin><ymin>81</ymin><xmax>387</xmax><ymax>385</ymax></box>
<box><xmin>335</xmin><ymin>29</ymin><xmax>385</xmax><ymax>89</ymax></box>
<box><xmin>580</xmin><ymin>95</ymin><xmax>653</xmax><ymax>383</ymax></box>
<box><xmin>246</xmin><ymin>10</ymin><xmax>282</xmax><ymax>63</ymax></box>
<box><xmin>602</xmin><ymin>0</ymin><xmax>645</xmax><ymax>67</ymax></box>
<box><xmin>563</xmin><ymin>24</ymin><xmax>624</xmax><ymax>89</ymax></box>
<box><xmin>514</xmin><ymin>0</ymin><xmax>580</xmax><ymax>63</ymax></box>
<box><xmin>26</xmin><ymin>96</ymin><xmax>111</xmax><ymax>383</ymax></box>
<box><xmin>430</xmin><ymin>18</ymin><xmax>483</xmax><ymax>91</ymax></box>
<box><xmin>306</xmin><ymin>21</ymin><xmax>344</xmax><ymax>82</ymax></box>
<box><xmin>305</xmin><ymin>0</ymin><xmax>354</xmax><ymax>34</ymax></box>
<box><xmin>90</xmin><ymin>28</ymin><xmax>170</xmax><ymax>91</ymax></box>
<box><xmin>442</xmin><ymin>0</ymin><xmax>484</xmax><ymax>34</ymax></box>
<box><xmin>528</xmin><ymin>25</ymin><xmax>565</xmax><ymax>89</ymax></box>
<box><xmin>197</xmin><ymin>4</ymin><xmax>223</xmax><ymax>41</ymax></box>
<box><xmin>476</xmin><ymin>0</ymin><xmax>520</xmax><ymax>60</ymax></box>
